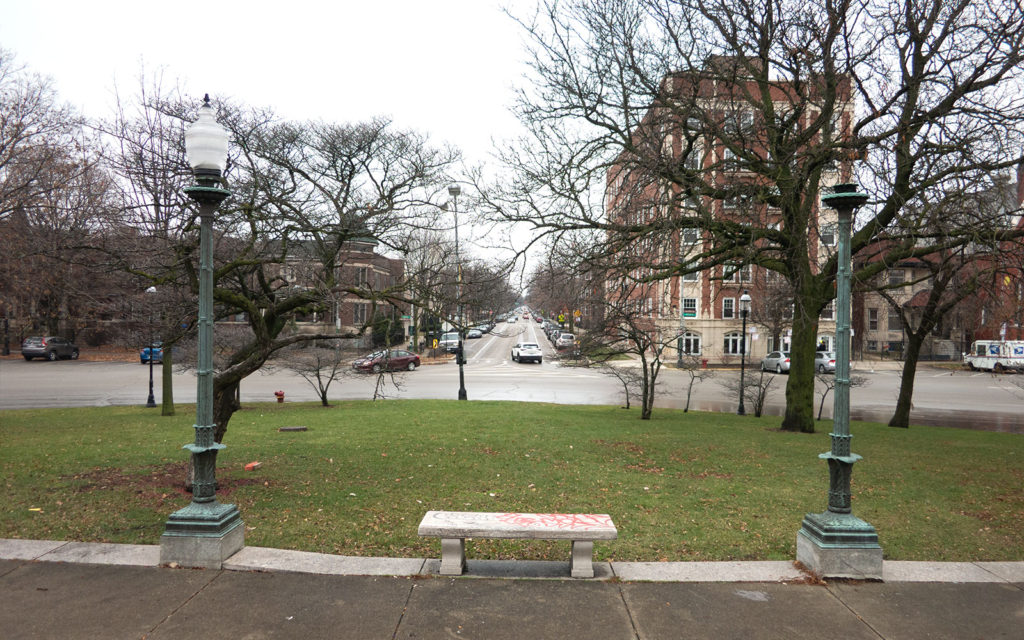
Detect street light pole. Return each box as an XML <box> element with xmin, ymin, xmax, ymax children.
<box><xmin>160</xmin><ymin>95</ymin><xmax>243</xmax><ymax>569</ymax></box>
<box><xmin>145</xmin><ymin>286</ymin><xmax>157</xmax><ymax>408</ymax></box>
<box><xmin>796</xmin><ymin>182</ymin><xmax>882</xmax><ymax>578</ymax></box>
<box><xmin>738</xmin><ymin>290</ymin><xmax>751</xmax><ymax>415</ymax></box>
<box><xmin>450</xmin><ymin>184</ymin><xmax>467</xmax><ymax>401</ymax></box>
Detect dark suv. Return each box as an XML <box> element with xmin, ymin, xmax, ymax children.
<box><xmin>21</xmin><ymin>336</ymin><xmax>79</xmax><ymax>361</ymax></box>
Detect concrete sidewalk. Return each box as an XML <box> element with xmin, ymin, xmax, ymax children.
<box><xmin>1</xmin><ymin>540</ymin><xmax>1021</xmax><ymax>639</ymax></box>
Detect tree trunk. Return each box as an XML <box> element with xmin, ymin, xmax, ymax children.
<box><xmin>160</xmin><ymin>350</ymin><xmax>174</xmax><ymax>416</ymax></box>
<box><xmin>639</xmin><ymin>353</ymin><xmax>653</xmax><ymax>420</ymax></box>
<box><xmin>781</xmin><ymin>305</ymin><xmax>820</xmax><ymax>433</ymax></box>
<box><xmin>213</xmin><ymin>380</ymin><xmax>241</xmax><ymax>444</ymax></box>
<box><xmin>889</xmin><ymin>331</ymin><xmax>924</xmax><ymax>428</ymax></box>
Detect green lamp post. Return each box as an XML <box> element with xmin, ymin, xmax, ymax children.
<box><xmin>449</xmin><ymin>184</ymin><xmax>468</xmax><ymax>401</ymax></box>
<box><xmin>159</xmin><ymin>95</ymin><xmax>244</xmax><ymax>568</ymax></box>
<box><xmin>796</xmin><ymin>183</ymin><xmax>882</xmax><ymax>578</ymax></box>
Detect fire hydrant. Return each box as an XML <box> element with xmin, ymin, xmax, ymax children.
<box><xmin>274</xmin><ymin>390</ymin><xmax>285</xmax><ymax>403</ymax></box>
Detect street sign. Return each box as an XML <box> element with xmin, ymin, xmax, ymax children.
<box><xmin>432</xmin><ymin>339</ymin><xmax>439</xmax><ymax>349</ymax></box>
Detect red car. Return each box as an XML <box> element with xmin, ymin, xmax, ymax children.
<box><xmin>352</xmin><ymin>349</ymin><xmax>421</xmax><ymax>373</ymax></box>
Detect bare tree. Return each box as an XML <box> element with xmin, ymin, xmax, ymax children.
<box><xmin>275</xmin><ymin>343</ymin><xmax>353</xmax><ymax>406</ymax></box>
<box><xmin>96</xmin><ymin>86</ymin><xmax>460</xmax><ymax>445</ymax></box>
<box><xmin>718</xmin><ymin>369</ymin><xmax>777</xmax><ymax>417</ymax></box>
<box><xmin>578</xmin><ymin>275</ymin><xmax>676</xmax><ymax>420</ymax></box>
<box><xmin>678</xmin><ymin>353</ymin><xmax>714</xmax><ymax>412</ymax></box>
<box><xmin>0</xmin><ymin>49</ymin><xmax>85</xmax><ymax>223</ymax></box>
<box><xmin>481</xmin><ymin>0</ymin><xmax>1024</xmax><ymax>435</ymax></box>
<box><xmin>816</xmin><ymin>373</ymin><xmax>870</xmax><ymax>421</ymax></box>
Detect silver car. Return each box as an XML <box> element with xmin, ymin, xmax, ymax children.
<box><xmin>815</xmin><ymin>351</ymin><xmax>836</xmax><ymax>374</ymax></box>
<box><xmin>21</xmin><ymin>336</ymin><xmax>79</xmax><ymax>361</ymax></box>
<box><xmin>760</xmin><ymin>351</ymin><xmax>790</xmax><ymax>373</ymax></box>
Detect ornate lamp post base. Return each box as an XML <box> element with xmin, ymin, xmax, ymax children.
<box><xmin>160</xmin><ymin>500</ymin><xmax>243</xmax><ymax>569</ymax></box>
<box><xmin>797</xmin><ymin>511</ymin><xmax>882</xmax><ymax>579</ymax></box>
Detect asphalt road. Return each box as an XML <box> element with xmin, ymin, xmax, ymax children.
<box><xmin>1</xmin><ymin>320</ymin><xmax>1022</xmax><ymax>433</ymax></box>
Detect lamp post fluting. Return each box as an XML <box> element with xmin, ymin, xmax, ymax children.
<box><xmin>796</xmin><ymin>182</ymin><xmax>882</xmax><ymax>578</ymax></box>
<box><xmin>160</xmin><ymin>95</ymin><xmax>243</xmax><ymax>569</ymax></box>
<box><xmin>450</xmin><ymin>184</ymin><xmax>467</xmax><ymax>401</ymax></box>
<box><xmin>737</xmin><ymin>290</ymin><xmax>751</xmax><ymax>415</ymax></box>
<box><xmin>145</xmin><ymin>286</ymin><xmax>158</xmax><ymax>408</ymax></box>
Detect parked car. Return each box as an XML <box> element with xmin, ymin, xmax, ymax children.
<box><xmin>815</xmin><ymin>351</ymin><xmax>836</xmax><ymax>374</ymax></box>
<box><xmin>467</xmin><ymin>329</ymin><xmax>483</xmax><ymax>339</ymax></box>
<box><xmin>21</xmin><ymin>336</ymin><xmax>79</xmax><ymax>361</ymax></box>
<box><xmin>140</xmin><ymin>341</ymin><xmax>163</xmax><ymax>364</ymax></box>
<box><xmin>511</xmin><ymin>341</ymin><xmax>543</xmax><ymax>364</ymax></box>
<box><xmin>760</xmin><ymin>351</ymin><xmax>791</xmax><ymax>373</ymax></box>
<box><xmin>352</xmin><ymin>349</ymin><xmax>420</xmax><ymax>373</ymax></box>
<box><xmin>555</xmin><ymin>333</ymin><xmax>576</xmax><ymax>349</ymax></box>
<box><xmin>438</xmin><ymin>332</ymin><xmax>460</xmax><ymax>353</ymax></box>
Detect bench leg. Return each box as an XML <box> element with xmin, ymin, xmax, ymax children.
<box><xmin>439</xmin><ymin>538</ymin><xmax>467</xmax><ymax>575</ymax></box>
<box><xmin>570</xmin><ymin>540</ymin><xmax>594</xmax><ymax>578</ymax></box>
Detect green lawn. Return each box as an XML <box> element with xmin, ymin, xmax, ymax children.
<box><xmin>1</xmin><ymin>401</ymin><xmax>1020</xmax><ymax>562</ymax></box>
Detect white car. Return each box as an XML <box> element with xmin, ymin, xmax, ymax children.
<box><xmin>555</xmin><ymin>333</ymin><xmax>576</xmax><ymax>349</ymax></box>
<box><xmin>511</xmin><ymin>342</ymin><xmax>543</xmax><ymax>364</ymax></box>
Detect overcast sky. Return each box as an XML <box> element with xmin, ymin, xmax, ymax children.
<box><xmin>0</xmin><ymin>0</ymin><xmax>531</xmax><ymax>166</ymax></box>
<box><xmin>1</xmin><ymin>0</ymin><xmax>544</xmax><ymax>269</ymax></box>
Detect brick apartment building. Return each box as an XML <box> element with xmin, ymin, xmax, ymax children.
<box><xmin>604</xmin><ymin>59</ymin><xmax>853</xmax><ymax>364</ymax></box>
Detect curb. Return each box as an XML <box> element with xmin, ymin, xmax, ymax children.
<box><xmin>3</xmin><ymin>539</ymin><xmax>1021</xmax><ymax>584</ymax></box>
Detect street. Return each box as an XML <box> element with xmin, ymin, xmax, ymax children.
<box><xmin>1</xmin><ymin>319</ymin><xmax>1022</xmax><ymax>433</ymax></box>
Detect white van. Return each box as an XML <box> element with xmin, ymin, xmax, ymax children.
<box><xmin>964</xmin><ymin>340</ymin><xmax>1024</xmax><ymax>372</ymax></box>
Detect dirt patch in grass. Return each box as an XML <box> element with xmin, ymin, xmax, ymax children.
<box><xmin>594</xmin><ymin>439</ymin><xmax>646</xmax><ymax>455</ymax></box>
<box><xmin>62</xmin><ymin>462</ymin><xmax>261</xmax><ymax>506</ymax></box>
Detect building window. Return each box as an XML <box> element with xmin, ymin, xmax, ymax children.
<box><xmin>888</xmin><ymin>308</ymin><xmax>902</xmax><ymax>331</ymax></box>
<box><xmin>888</xmin><ymin>269</ymin><xmax>904</xmax><ymax>286</ymax></box>
<box><xmin>680</xmin><ymin>331</ymin><xmax>701</xmax><ymax>354</ymax></box>
<box><xmin>682</xmin><ymin>298</ymin><xmax>697</xmax><ymax>317</ymax></box>
<box><xmin>357</xmin><ymin>267</ymin><xmax>369</xmax><ymax>287</ymax></box>
<box><xmin>820</xmin><ymin>302</ymin><xmax>834</xmax><ymax>321</ymax></box>
<box><xmin>682</xmin><ymin>269</ymin><xmax>699</xmax><ymax>282</ymax></box>
<box><xmin>723</xmin><ymin>263</ymin><xmax>751</xmax><ymax>283</ymax></box>
<box><xmin>353</xmin><ymin>302</ymin><xmax>368</xmax><ymax>325</ymax></box>
<box><xmin>682</xmin><ymin>227</ymin><xmax>699</xmax><ymax>244</ymax></box>
<box><xmin>820</xmin><ymin>225</ymin><xmax>836</xmax><ymax>246</ymax></box>
<box><xmin>683</xmin><ymin>145</ymin><xmax>702</xmax><ymax>170</ymax></box>
<box><xmin>724</xmin><ymin>331</ymin><xmax>749</xmax><ymax>355</ymax></box>
<box><xmin>724</xmin><ymin>110</ymin><xmax>754</xmax><ymax>134</ymax></box>
<box><xmin>866</xmin><ymin>340</ymin><xmax>878</xmax><ymax>351</ymax></box>
<box><xmin>723</xmin><ymin>298</ymin><xmax>735</xmax><ymax>319</ymax></box>
<box><xmin>868</xmin><ymin>308</ymin><xmax>878</xmax><ymax>330</ymax></box>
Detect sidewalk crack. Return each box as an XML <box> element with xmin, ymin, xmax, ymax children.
<box><xmin>391</xmin><ymin>580</ymin><xmax>418</xmax><ymax>639</ymax></box>
<box><xmin>825</xmin><ymin>585</ymin><xmax>886</xmax><ymax>640</ymax></box>
<box><xmin>142</xmin><ymin>569</ymin><xmax>223</xmax><ymax>638</ymax></box>
<box><xmin>616</xmin><ymin>583</ymin><xmax>641</xmax><ymax>640</ymax></box>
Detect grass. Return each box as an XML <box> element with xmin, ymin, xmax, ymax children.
<box><xmin>1</xmin><ymin>400</ymin><xmax>1021</xmax><ymax>562</ymax></box>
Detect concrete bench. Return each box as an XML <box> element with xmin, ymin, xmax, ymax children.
<box><xmin>417</xmin><ymin>511</ymin><xmax>617</xmax><ymax>578</ymax></box>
